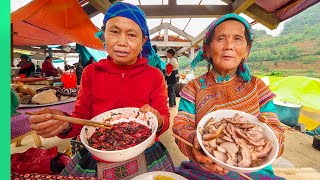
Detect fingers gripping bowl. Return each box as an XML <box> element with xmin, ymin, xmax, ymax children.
<box><xmin>196</xmin><ymin>110</ymin><xmax>279</xmax><ymax>173</ymax></box>
<box><xmin>80</xmin><ymin>107</ymin><xmax>158</xmax><ymax>162</ymax></box>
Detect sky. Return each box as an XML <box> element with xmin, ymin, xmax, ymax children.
<box><xmin>11</xmin><ymin>0</ymin><xmax>287</xmax><ymax>38</ymax></box>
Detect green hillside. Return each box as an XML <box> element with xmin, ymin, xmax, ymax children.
<box><xmin>179</xmin><ymin>3</ymin><xmax>320</xmax><ymax>78</ymax></box>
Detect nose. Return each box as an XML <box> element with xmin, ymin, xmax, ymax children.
<box><xmin>224</xmin><ymin>38</ymin><xmax>234</xmax><ymax>51</ymax></box>
<box><xmin>117</xmin><ymin>34</ymin><xmax>128</xmax><ymax>46</ymax></box>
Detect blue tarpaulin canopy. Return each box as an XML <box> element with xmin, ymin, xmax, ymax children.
<box><xmin>76</xmin><ymin>44</ymin><xmax>106</xmax><ymax>66</ymax></box>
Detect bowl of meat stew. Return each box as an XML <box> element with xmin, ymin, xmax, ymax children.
<box><xmin>196</xmin><ymin>110</ymin><xmax>279</xmax><ymax>173</ymax></box>
<box><xmin>80</xmin><ymin>107</ymin><xmax>158</xmax><ymax>162</ymax></box>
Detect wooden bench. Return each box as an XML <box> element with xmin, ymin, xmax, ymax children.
<box><xmin>274</xmin><ymin>168</ymin><xmax>320</xmax><ymax>180</ymax></box>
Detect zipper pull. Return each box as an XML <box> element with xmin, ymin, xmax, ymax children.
<box><xmin>122</xmin><ymin>73</ymin><xmax>125</xmax><ymax>79</ymax></box>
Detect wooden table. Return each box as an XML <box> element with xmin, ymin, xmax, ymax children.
<box><xmin>11</xmin><ymin>101</ymin><xmax>75</xmax><ymax>147</ymax></box>
<box><xmin>12</xmin><ymin>77</ymin><xmax>60</xmax><ymax>86</ymax></box>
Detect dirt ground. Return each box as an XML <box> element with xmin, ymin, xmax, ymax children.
<box><xmin>11</xmin><ymin>98</ymin><xmax>320</xmax><ymax>173</ymax></box>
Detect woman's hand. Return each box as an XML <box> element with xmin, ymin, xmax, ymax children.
<box><xmin>258</xmin><ymin>114</ymin><xmax>268</xmax><ymax>124</ymax></box>
<box><xmin>139</xmin><ymin>104</ymin><xmax>163</xmax><ymax>131</ymax></box>
<box><xmin>193</xmin><ymin>136</ymin><xmax>229</xmax><ymax>176</ymax></box>
<box><xmin>29</xmin><ymin>108</ymin><xmax>70</xmax><ymax>138</ymax></box>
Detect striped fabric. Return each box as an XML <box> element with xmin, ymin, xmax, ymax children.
<box><xmin>60</xmin><ymin>142</ymin><xmax>174</xmax><ymax>179</ymax></box>
<box><xmin>172</xmin><ymin>71</ymin><xmax>285</xmax><ymax>179</ymax></box>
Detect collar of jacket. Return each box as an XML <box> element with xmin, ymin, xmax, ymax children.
<box><xmin>93</xmin><ymin>55</ymin><xmax>149</xmax><ymax>77</ymax></box>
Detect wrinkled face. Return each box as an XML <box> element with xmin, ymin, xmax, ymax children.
<box><xmin>206</xmin><ymin>20</ymin><xmax>250</xmax><ymax>74</ymax></box>
<box><xmin>104</xmin><ymin>17</ymin><xmax>147</xmax><ymax>65</ymax></box>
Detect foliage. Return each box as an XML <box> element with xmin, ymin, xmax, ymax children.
<box><xmin>268</xmin><ymin>70</ymin><xmax>284</xmax><ymax>77</ymax></box>
<box><xmin>178</xmin><ymin>3</ymin><xmax>320</xmax><ymax>78</ymax></box>
<box><xmin>281</xmin><ymin>4</ymin><xmax>320</xmax><ymax>35</ymax></box>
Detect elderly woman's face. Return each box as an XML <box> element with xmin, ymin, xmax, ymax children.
<box><xmin>104</xmin><ymin>17</ymin><xmax>147</xmax><ymax>65</ymax></box>
<box><xmin>207</xmin><ymin>20</ymin><xmax>249</xmax><ymax>74</ymax></box>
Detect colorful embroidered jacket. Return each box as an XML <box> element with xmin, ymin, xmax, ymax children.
<box><xmin>172</xmin><ymin>70</ymin><xmax>284</xmax><ymax>162</ymax></box>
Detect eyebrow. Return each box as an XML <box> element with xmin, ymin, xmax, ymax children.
<box><xmin>107</xmin><ymin>25</ymin><xmax>138</xmax><ymax>33</ymax></box>
<box><xmin>215</xmin><ymin>33</ymin><xmax>245</xmax><ymax>38</ymax></box>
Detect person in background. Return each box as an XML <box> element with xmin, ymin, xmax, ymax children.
<box><xmin>165</xmin><ymin>48</ymin><xmax>179</xmax><ymax>107</ymax></box>
<box><xmin>172</xmin><ymin>13</ymin><xmax>285</xmax><ymax>180</ymax></box>
<box><xmin>74</xmin><ymin>63</ymin><xmax>83</xmax><ymax>85</ymax></box>
<box><xmin>35</xmin><ymin>65</ymin><xmax>42</xmax><ymax>73</ymax></box>
<box><xmin>17</xmin><ymin>54</ymin><xmax>35</xmax><ymax>76</ymax></box>
<box><xmin>28</xmin><ymin>2</ymin><xmax>173</xmax><ymax>178</ymax></box>
<box><xmin>152</xmin><ymin>45</ymin><xmax>166</xmax><ymax>75</ymax></box>
<box><xmin>83</xmin><ymin>56</ymin><xmax>94</xmax><ymax>68</ymax></box>
<box><xmin>42</xmin><ymin>56</ymin><xmax>60</xmax><ymax>77</ymax></box>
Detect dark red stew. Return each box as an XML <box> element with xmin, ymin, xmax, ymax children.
<box><xmin>88</xmin><ymin>121</ymin><xmax>152</xmax><ymax>151</ymax></box>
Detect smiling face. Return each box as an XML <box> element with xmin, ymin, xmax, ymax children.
<box><xmin>104</xmin><ymin>17</ymin><xmax>148</xmax><ymax>66</ymax></box>
<box><xmin>206</xmin><ymin>20</ymin><xmax>250</xmax><ymax>75</ymax></box>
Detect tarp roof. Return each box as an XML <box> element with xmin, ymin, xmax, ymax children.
<box><xmin>11</xmin><ymin>0</ymin><xmax>104</xmax><ymax>50</ymax></box>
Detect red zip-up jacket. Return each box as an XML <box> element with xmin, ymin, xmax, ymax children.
<box><xmin>58</xmin><ymin>56</ymin><xmax>169</xmax><ymax>139</ymax></box>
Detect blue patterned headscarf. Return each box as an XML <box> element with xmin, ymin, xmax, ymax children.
<box><xmin>95</xmin><ymin>2</ymin><xmax>165</xmax><ymax>70</ymax></box>
<box><xmin>191</xmin><ymin>13</ymin><xmax>254</xmax><ymax>82</ymax></box>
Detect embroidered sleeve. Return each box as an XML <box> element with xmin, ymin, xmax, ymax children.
<box><xmin>260</xmin><ymin>100</ymin><xmax>285</xmax><ymax>157</ymax></box>
<box><xmin>172</xmin><ymin>98</ymin><xmax>197</xmax><ymax>162</ymax></box>
<box><xmin>179</xmin><ymin>78</ymin><xmax>201</xmax><ymax>104</ymax></box>
<box><xmin>256</xmin><ymin>77</ymin><xmax>276</xmax><ymax>107</ymax></box>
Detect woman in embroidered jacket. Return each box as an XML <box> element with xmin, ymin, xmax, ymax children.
<box><xmin>173</xmin><ymin>14</ymin><xmax>285</xmax><ymax>180</ymax></box>
<box><xmin>29</xmin><ymin>2</ymin><xmax>174</xmax><ymax>178</ymax></box>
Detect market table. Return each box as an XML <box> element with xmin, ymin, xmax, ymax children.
<box><xmin>12</xmin><ymin>77</ymin><xmax>60</xmax><ymax>86</ymax></box>
<box><xmin>11</xmin><ymin>101</ymin><xmax>75</xmax><ymax>147</ymax></box>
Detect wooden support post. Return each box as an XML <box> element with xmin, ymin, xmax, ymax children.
<box><xmin>11</xmin><ymin>23</ymin><xmax>14</xmax><ymax>67</ymax></box>
<box><xmin>190</xmin><ymin>47</ymin><xmax>195</xmax><ymax>60</ymax></box>
<box><xmin>48</xmin><ymin>47</ymin><xmax>53</xmax><ymax>57</ymax></box>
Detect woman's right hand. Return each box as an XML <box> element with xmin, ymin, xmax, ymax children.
<box><xmin>193</xmin><ymin>136</ymin><xmax>229</xmax><ymax>176</ymax></box>
<box><xmin>29</xmin><ymin>108</ymin><xmax>70</xmax><ymax>138</ymax></box>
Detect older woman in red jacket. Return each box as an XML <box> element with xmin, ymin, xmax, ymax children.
<box><xmin>28</xmin><ymin>2</ymin><xmax>173</xmax><ymax>178</ymax></box>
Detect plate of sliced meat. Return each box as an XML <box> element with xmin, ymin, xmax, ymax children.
<box><xmin>197</xmin><ymin>110</ymin><xmax>279</xmax><ymax>173</ymax></box>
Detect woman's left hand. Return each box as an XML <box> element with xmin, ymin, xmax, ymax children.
<box><xmin>140</xmin><ymin>104</ymin><xmax>163</xmax><ymax>131</ymax></box>
<box><xmin>258</xmin><ymin>114</ymin><xmax>268</xmax><ymax>124</ymax></box>
<box><xmin>193</xmin><ymin>136</ymin><xmax>229</xmax><ymax>176</ymax></box>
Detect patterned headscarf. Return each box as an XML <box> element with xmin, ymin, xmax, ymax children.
<box><xmin>20</xmin><ymin>54</ymin><xmax>31</xmax><ymax>61</ymax></box>
<box><xmin>191</xmin><ymin>13</ymin><xmax>254</xmax><ymax>82</ymax></box>
<box><xmin>95</xmin><ymin>2</ymin><xmax>165</xmax><ymax>70</ymax></box>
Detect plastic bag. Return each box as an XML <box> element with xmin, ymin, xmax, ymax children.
<box><xmin>61</xmin><ymin>70</ymin><xmax>77</xmax><ymax>88</ymax></box>
<box><xmin>11</xmin><ymin>146</ymin><xmax>70</xmax><ymax>174</ymax></box>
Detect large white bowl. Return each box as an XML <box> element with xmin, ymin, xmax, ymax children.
<box><xmin>80</xmin><ymin>107</ymin><xmax>158</xmax><ymax>162</ymax></box>
<box><xmin>197</xmin><ymin>109</ymin><xmax>279</xmax><ymax>173</ymax></box>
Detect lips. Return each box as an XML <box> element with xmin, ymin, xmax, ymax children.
<box><xmin>222</xmin><ymin>55</ymin><xmax>235</xmax><ymax>60</ymax></box>
<box><xmin>114</xmin><ymin>50</ymin><xmax>129</xmax><ymax>57</ymax></box>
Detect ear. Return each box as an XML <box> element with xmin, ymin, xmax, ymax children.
<box><xmin>244</xmin><ymin>45</ymin><xmax>251</xmax><ymax>60</ymax></box>
<box><xmin>204</xmin><ymin>45</ymin><xmax>211</xmax><ymax>59</ymax></box>
<box><xmin>142</xmin><ymin>36</ymin><xmax>148</xmax><ymax>45</ymax></box>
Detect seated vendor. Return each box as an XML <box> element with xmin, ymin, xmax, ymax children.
<box><xmin>17</xmin><ymin>54</ymin><xmax>35</xmax><ymax>76</ymax></box>
<box><xmin>42</xmin><ymin>56</ymin><xmax>60</xmax><ymax>77</ymax></box>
